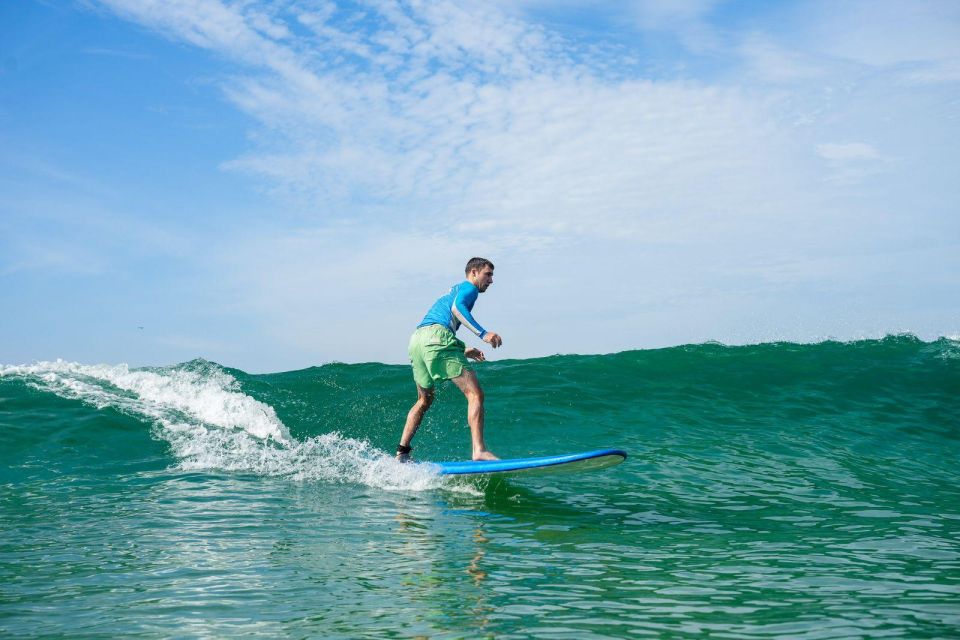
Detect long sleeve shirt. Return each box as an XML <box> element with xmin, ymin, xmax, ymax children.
<box><xmin>417</xmin><ymin>280</ymin><xmax>488</xmax><ymax>338</ymax></box>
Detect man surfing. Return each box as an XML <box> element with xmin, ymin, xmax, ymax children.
<box><xmin>397</xmin><ymin>257</ymin><xmax>503</xmax><ymax>462</ymax></box>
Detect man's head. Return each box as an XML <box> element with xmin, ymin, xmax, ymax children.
<box><xmin>465</xmin><ymin>257</ymin><xmax>494</xmax><ymax>292</ymax></box>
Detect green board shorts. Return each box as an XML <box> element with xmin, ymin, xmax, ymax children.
<box><xmin>408</xmin><ymin>325</ymin><xmax>470</xmax><ymax>389</ymax></box>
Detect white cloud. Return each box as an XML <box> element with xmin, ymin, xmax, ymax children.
<box><xmin>744</xmin><ymin>0</ymin><xmax>960</xmax><ymax>86</ymax></box>
<box><xmin>82</xmin><ymin>0</ymin><xmax>960</xmax><ymax>365</ymax></box>
<box><xmin>809</xmin><ymin>0</ymin><xmax>960</xmax><ymax>68</ymax></box>
<box><xmin>815</xmin><ymin>142</ymin><xmax>889</xmax><ymax>185</ymax></box>
<box><xmin>97</xmin><ymin>0</ymin><xmax>816</xmax><ymax>244</ymax></box>
<box><xmin>816</xmin><ymin>142</ymin><xmax>881</xmax><ymax>162</ymax></box>
<box><xmin>738</xmin><ymin>33</ymin><xmax>826</xmax><ymax>82</ymax></box>
<box><xmin>627</xmin><ymin>0</ymin><xmax>722</xmax><ymax>51</ymax></box>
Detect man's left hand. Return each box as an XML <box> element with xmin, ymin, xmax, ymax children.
<box><xmin>465</xmin><ymin>347</ymin><xmax>486</xmax><ymax>362</ymax></box>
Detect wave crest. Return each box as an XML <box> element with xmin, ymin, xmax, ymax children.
<box><xmin>0</xmin><ymin>360</ymin><xmax>449</xmax><ymax>492</ymax></box>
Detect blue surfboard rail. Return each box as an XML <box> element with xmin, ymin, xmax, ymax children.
<box><xmin>433</xmin><ymin>448</ymin><xmax>627</xmax><ymax>476</ymax></box>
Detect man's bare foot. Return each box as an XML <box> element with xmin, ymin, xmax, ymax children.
<box><xmin>396</xmin><ymin>452</ymin><xmax>411</xmax><ymax>463</ymax></box>
<box><xmin>472</xmin><ymin>450</ymin><xmax>499</xmax><ymax>461</ymax></box>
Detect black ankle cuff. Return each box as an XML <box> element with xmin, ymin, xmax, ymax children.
<box><xmin>396</xmin><ymin>444</ymin><xmax>412</xmax><ymax>455</ymax></box>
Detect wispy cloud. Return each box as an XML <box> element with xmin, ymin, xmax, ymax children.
<box><xmin>626</xmin><ymin>0</ymin><xmax>723</xmax><ymax>52</ymax></box>
<box><xmin>97</xmin><ymin>0</ymin><xmax>816</xmax><ymax>241</ymax></box>
<box><xmin>53</xmin><ymin>0</ymin><xmax>960</xmax><ymax>364</ymax></box>
<box><xmin>816</xmin><ymin>142</ymin><xmax>882</xmax><ymax>162</ymax></box>
<box><xmin>806</xmin><ymin>0</ymin><xmax>960</xmax><ymax>70</ymax></box>
<box><xmin>737</xmin><ymin>33</ymin><xmax>827</xmax><ymax>83</ymax></box>
<box><xmin>815</xmin><ymin>141</ymin><xmax>889</xmax><ymax>184</ymax></box>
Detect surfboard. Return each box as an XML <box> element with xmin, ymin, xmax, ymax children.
<box><xmin>433</xmin><ymin>448</ymin><xmax>627</xmax><ymax>476</ymax></box>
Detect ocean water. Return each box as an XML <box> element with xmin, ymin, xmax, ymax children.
<box><xmin>2</xmin><ymin>335</ymin><xmax>959</xmax><ymax>638</ymax></box>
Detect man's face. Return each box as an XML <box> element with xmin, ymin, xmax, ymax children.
<box><xmin>471</xmin><ymin>267</ymin><xmax>494</xmax><ymax>292</ymax></box>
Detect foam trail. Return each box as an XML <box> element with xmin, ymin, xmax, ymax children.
<box><xmin>0</xmin><ymin>360</ymin><xmax>454</xmax><ymax>492</ymax></box>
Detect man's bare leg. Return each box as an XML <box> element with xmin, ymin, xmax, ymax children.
<box><xmin>398</xmin><ymin>385</ymin><xmax>434</xmax><ymax>461</ymax></box>
<box><xmin>451</xmin><ymin>369</ymin><xmax>498</xmax><ymax>461</ymax></box>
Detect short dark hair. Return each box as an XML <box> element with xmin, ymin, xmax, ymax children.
<box><xmin>465</xmin><ymin>257</ymin><xmax>494</xmax><ymax>275</ymax></box>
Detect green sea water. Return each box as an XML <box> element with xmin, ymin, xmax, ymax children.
<box><xmin>2</xmin><ymin>335</ymin><xmax>959</xmax><ymax>638</ymax></box>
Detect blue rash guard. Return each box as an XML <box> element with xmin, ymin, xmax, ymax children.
<box><xmin>417</xmin><ymin>281</ymin><xmax>488</xmax><ymax>338</ymax></box>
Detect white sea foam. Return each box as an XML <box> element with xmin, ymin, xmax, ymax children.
<box><xmin>0</xmin><ymin>360</ymin><xmax>453</xmax><ymax>492</ymax></box>
<box><xmin>0</xmin><ymin>359</ymin><xmax>291</xmax><ymax>442</ymax></box>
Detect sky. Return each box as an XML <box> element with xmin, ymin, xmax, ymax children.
<box><xmin>1</xmin><ymin>0</ymin><xmax>958</xmax><ymax>372</ymax></box>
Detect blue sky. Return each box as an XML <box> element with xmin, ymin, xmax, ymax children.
<box><xmin>1</xmin><ymin>0</ymin><xmax>958</xmax><ymax>372</ymax></box>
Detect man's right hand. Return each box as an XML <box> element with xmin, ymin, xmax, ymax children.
<box><xmin>483</xmin><ymin>332</ymin><xmax>503</xmax><ymax>348</ymax></box>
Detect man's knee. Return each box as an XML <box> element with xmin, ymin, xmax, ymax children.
<box><xmin>417</xmin><ymin>389</ymin><xmax>435</xmax><ymax>409</ymax></box>
<box><xmin>464</xmin><ymin>387</ymin><xmax>484</xmax><ymax>404</ymax></box>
